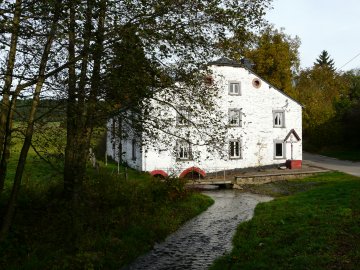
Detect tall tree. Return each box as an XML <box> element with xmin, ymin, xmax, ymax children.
<box><xmin>314</xmin><ymin>50</ymin><xmax>336</xmax><ymax>71</ymax></box>
<box><xmin>295</xmin><ymin>65</ymin><xmax>349</xmax><ymax>148</ymax></box>
<box><xmin>60</xmin><ymin>0</ymin><xmax>273</xmax><ymax>202</ymax></box>
<box><xmin>0</xmin><ymin>0</ymin><xmax>64</xmax><ymax>241</ymax></box>
<box><xmin>0</xmin><ymin>0</ymin><xmax>22</xmax><ymax>191</ymax></box>
<box><xmin>242</xmin><ymin>26</ymin><xmax>300</xmax><ymax>97</ymax></box>
<box><xmin>0</xmin><ymin>0</ymin><xmax>273</xmax><ymax>239</ymax></box>
<box><xmin>335</xmin><ymin>69</ymin><xmax>360</xmax><ymax>148</ymax></box>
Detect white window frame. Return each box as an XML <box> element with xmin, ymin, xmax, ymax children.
<box><xmin>176</xmin><ymin>107</ymin><xmax>190</xmax><ymax>126</ymax></box>
<box><xmin>273</xmin><ymin>110</ymin><xmax>285</xmax><ymax>128</ymax></box>
<box><xmin>229</xmin><ymin>108</ymin><xmax>242</xmax><ymax>127</ymax></box>
<box><xmin>228</xmin><ymin>81</ymin><xmax>241</xmax><ymax>95</ymax></box>
<box><xmin>177</xmin><ymin>140</ymin><xmax>192</xmax><ymax>160</ymax></box>
<box><xmin>229</xmin><ymin>139</ymin><xmax>242</xmax><ymax>159</ymax></box>
<box><xmin>274</xmin><ymin>140</ymin><xmax>285</xmax><ymax>159</ymax></box>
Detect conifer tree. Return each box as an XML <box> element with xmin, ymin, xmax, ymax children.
<box><xmin>314</xmin><ymin>50</ymin><xmax>336</xmax><ymax>71</ymax></box>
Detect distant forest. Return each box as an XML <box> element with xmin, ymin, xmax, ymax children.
<box><xmin>12</xmin><ymin>99</ymin><xmax>66</xmax><ymax>122</ymax></box>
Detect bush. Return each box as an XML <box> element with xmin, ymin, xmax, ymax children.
<box><xmin>0</xmin><ymin>164</ymin><xmax>213</xmax><ymax>269</ymax></box>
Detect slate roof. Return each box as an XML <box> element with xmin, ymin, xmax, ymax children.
<box><xmin>208</xmin><ymin>57</ymin><xmax>243</xmax><ymax>67</ymax></box>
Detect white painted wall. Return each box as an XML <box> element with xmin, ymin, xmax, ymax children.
<box><xmin>106</xmin><ymin>118</ymin><xmax>142</xmax><ymax>170</ymax></box>
<box><xmin>108</xmin><ymin>63</ymin><xmax>302</xmax><ymax>177</ymax></box>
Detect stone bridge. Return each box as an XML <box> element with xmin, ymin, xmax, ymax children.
<box><xmin>185</xmin><ymin>165</ymin><xmax>329</xmax><ymax>188</ymax></box>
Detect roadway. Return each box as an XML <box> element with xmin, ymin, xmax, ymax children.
<box><xmin>303</xmin><ymin>152</ymin><xmax>360</xmax><ymax>177</ymax></box>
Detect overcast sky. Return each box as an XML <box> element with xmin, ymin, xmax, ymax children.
<box><xmin>265</xmin><ymin>0</ymin><xmax>360</xmax><ymax>71</ymax></box>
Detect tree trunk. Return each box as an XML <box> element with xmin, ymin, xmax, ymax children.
<box><xmin>63</xmin><ymin>0</ymin><xmax>93</xmax><ymax>201</ymax></box>
<box><xmin>63</xmin><ymin>0</ymin><xmax>106</xmax><ymax>202</ymax></box>
<box><xmin>0</xmin><ymin>0</ymin><xmax>22</xmax><ymax>192</ymax></box>
<box><xmin>0</xmin><ymin>1</ymin><xmax>62</xmax><ymax>242</ymax></box>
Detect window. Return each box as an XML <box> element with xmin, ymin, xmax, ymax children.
<box><xmin>273</xmin><ymin>110</ymin><xmax>285</xmax><ymax>128</ymax></box>
<box><xmin>274</xmin><ymin>141</ymin><xmax>285</xmax><ymax>159</ymax></box>
<box><xmin>229</xmin><ymin>82</ymin><xmax>241</xmax><ymax>95</ymax></box>
<box><xmin>229</xmin><ymin>140</ymin><xmax>242</xmax><ymax>159</ymax></box>
<box><xmin>176</xmin><ymin>107</ymin><xmax>189</xmax><ymax>126</ymax></box>
<box><xmin>131</xmin><ymin>139</ymin><xmax>136</xmax><ymax>160</ymax></box>
<box><xmin>229</xmin><ymin>109</ymin><xmax>242</xmax><ymax>127</ymax></box>
<box><xmin>177</xmin><ymin>140</ymin><xmax>192</xmax><ymax>160</ymax></box>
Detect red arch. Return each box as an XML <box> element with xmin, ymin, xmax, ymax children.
<box><xmin>150</xmin><ymin>170</ymin><xmax>168</xmax><ymax>178</ymax></box>
<box><xmin>179</xmin><ymin>166</ymin><xmax>206</xmax><ymax>178</ymax></box>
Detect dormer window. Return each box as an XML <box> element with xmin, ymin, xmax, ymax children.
<box><xmin>229</xmin><ymin>82</ymin><xmax>241</xmax><ymax>95</ymax></box>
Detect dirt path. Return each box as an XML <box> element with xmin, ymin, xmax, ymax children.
<box><xmin>303</xmin><ymin>152</ymin><xmax>360</xmax><ymax>177</ymax></box>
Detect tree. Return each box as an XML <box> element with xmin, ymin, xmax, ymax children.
<box><xmin>0</xmin><ymin>0</ymin><xmax>272</xmax><ymax>240</ymax></box>
<box><xmin>0</xmin><ymin>0</ymin><xmax>64</xmax><ymax>241</ymax></box>
<box><xmin>335</xmin><ymin>69</ymin><xmax>360</xmax><ymax>148</ymax></box>
<box><xmin>314</xmin><ymin>50</ymin><xmax>335</xmax><ymax>71</ymax></box>
<box><xmin>0</xmin><ymin>0</ymin><xmax>22</xmax><ymax>191</ymax></box>
<box><xmin>241</xmin><ymin>26</ymin><xmax>300</xmax><ymax>97</ymax></box>
<box><xmin>295</xmin><ymin>65</ymin><xmax>349</xmax><ymax>148</ymax></box>
<box><xmin>60</xmin><ymin>0</ymin><xmax>273</xmax><ymax>203</ymax></box>
<box><xmin>343</xmin><ymin>69</ymin><xmax>360</xmax><ymax>101</ymax></box>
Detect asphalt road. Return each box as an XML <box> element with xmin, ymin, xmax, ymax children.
<box><xmin>303</xmin><ymin>152</ymin><xmax>360</xmax><ymax>177</ymax></box>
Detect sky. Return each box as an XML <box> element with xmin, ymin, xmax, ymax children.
<box><xmin>265</xmin><ymin>0</ymin><xmax>360</xmax><ymax>71</ymax></box>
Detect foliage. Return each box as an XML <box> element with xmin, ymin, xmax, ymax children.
<box><xmin>345</xmin><ymin>69</ymin><xmax>360</xmax><ymax>101</ymax></box>
<box><xmin>314</xmin><ymin>50</ymin><xmax>336</xmax><ymax>71</ymax></box>
<box><xmin>295</xmin><ymin>66</ymin><xmax>360</xmax><ymax>151</ymax></box>
<box><xmin>1</xmin><ymin>124</ymin><xmax>214</xmax><ymax>268</ymax></box>
<box><xmin>0</xmin><ymin>0</ymin><xmax>270</xmax><ymax>192</ymax></box>
<box><xmin>0</xmin><ymin>0</ymin><xmax>273</xmax><ymax>233</ymax></box>
<box><xmin>1</xmin><ymin>1</ymin><xmax>272</xmax><ymax>241</ymax></box>
<box><xmin>211</xmin><ymin>172</ymin><xmax>360</xmax><ymax>270</ymax></box>
<box><xmin>0</xmin><ymin>159</ymin><xmax>213</xmax><ymax>269</ymax></box>
<box><xmin>105</xmin><ymin>27</ymin><xmax>158</xmax><ymax>109</ymax></box>
<box><xmin>11</xmin><ymin>99</ymin><xmax>66</xmax><ymax>122</ymax></box>
<box><xmin>295</xmin><ymin>64</ymin><xmax>350</xmax><ymax>149</ymax></box>
<box><xmin>318</xmin><ymin>148</ymin><xmax>360</xmax><ymax>161</ymax></box>
<box><xmin>241</xmin><ymin>26</ymin><xmax>301</xmax><ymax>96</ymax></box>
<box><xmin>335</xmin><ymin>69</ymin><xmax>360</xmax><ymax>149</ymax></box>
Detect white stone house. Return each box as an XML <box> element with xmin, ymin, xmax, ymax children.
<box><xmin>107</xmin><ymin>57</ymin><xmax>302</xmax><ymax>178</ymax></box>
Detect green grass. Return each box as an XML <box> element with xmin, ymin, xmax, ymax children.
<box><xmin>211</xmin><ymin>172</ymin><xmax>360</xmax><ymax>270</ymax></box>
<box><xmin>1</xmin><ymin>124</ymin><xmax>214</xmax><ymax>269</ymax></box>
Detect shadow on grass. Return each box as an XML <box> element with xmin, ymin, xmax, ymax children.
<box><xmin>0</xmin><ymin>164</ymin><xmax>213</xmax><ymax>269</ymax></box>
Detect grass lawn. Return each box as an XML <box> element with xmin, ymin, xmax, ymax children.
<box><xmin>0</xmin><ymin>124</ymin><xmax>214</xmax><ymax>269</ymax></box>
<box><xmin>210</xmin><ymin>172</ymin><xmax>360</xmax><ymax>270</ymax></box>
